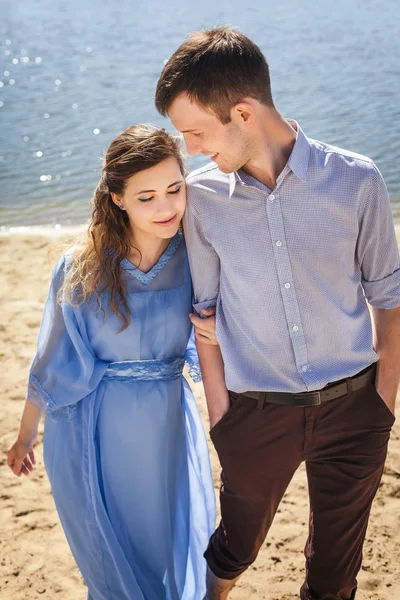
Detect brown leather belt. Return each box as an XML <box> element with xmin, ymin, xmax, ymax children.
<box><xmin>241</xmin><ymin>363</ymin><xmax>376</xmax><ymax>407</ymax></box>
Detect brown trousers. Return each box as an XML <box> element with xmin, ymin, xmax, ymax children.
<box><xmin>205</xmin><ymin>377</ymin><xmax>395</xmax><ymax>600</ymax></box>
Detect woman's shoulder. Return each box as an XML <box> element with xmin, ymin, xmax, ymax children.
<box><xmin>50</xmin><ymin>247</ymin><xmax>77</xmax><ymax>282</ymax></box>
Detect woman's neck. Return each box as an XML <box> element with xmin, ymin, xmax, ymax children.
<box><xmin>126</xmin><ymin>230</ymin><xmax>172</xmax><ymax>273</ymax></box>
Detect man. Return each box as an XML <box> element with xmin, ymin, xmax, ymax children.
<box><xmin>155</xmin><ymin>26</ymin><xmax>400</xmax><ymax>600</ymax></box>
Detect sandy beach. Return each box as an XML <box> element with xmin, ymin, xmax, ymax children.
<box><xmin>1</xmin><ymin>228</ymin><xmax>399</xmax><ymax>600</ymax></box>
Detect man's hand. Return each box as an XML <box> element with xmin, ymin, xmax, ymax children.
<box><xmin>189</xmin><ymin>307</ymin><xmax>218</xmax><ymax>345</ymax></box>
<box><xmin>375</xmin><ymin>372</ymin><xmax>397</xmax><ymax>417</ymax></box>
<box><xmin>209</xmin><ymin>398</ymin><xmax>231</xmax><ymax>430</ymax></box>
<box><xmin>372</xmin><ymin>305</ymin><xmax>400</xmax><ymax>417</ymax></box>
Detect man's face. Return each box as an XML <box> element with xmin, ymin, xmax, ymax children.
<box><xmin>168</xmin><ymin>94</ymin><xmax>253</xmax><ymax>174</ymax></box>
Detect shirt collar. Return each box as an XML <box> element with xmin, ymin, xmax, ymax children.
<box><xmin>228</xmin><ymin>120</ymin><xmax>311</xmax><ymax>198</ymax></box>
<box><xmin>286</xmin><ymin>120</ymin><xmax>310</xmax><ymax>183</ymax></box>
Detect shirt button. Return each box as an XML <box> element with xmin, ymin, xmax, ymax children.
<box><xmin>276</xmin><ymin>240</ymin><xmax>282</xmax><ymax>247</ymax></box>
<box><xmin>301</xmin><ymin>365</ymin><xmax>308</xmax><ymax>372</ymax></box>
<box><xmin>284</xmin><ymin>283</ymin><xmax>291</xmax><ymax>289</ymax></box>
<box><xmin>293</xmin><ymin>325</ymin><xmax>299</xmax><ymax>332</ymax></box>
<box><xmin>269</xmin><ymin>194</ymin><xmax>275</xmax><ymax>201</ymax></box>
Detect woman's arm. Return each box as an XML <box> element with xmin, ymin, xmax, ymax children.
<box><xmin>7</xmin><ymin>401</ymin><xmax>42</xmax><ymax>477</ymax></box>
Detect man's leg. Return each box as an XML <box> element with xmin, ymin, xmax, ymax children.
<box><xmin>205</xmin><ymin>392</ymin><xmax>304</xmax><ymax>584</ymax></box>
<box><xmin>300</xmin><ymin>383</ymin><xmax>395</xmax><ymax>600</ymax></box>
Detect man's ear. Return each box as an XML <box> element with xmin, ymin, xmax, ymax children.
<box><xmin>230</xmin><ymin>100</ymin><xmax>256</xmax><ymax>128</ymax></box>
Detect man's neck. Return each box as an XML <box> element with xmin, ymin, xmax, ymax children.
<box><xmin>241</xmin><ymin>111</ymin><xmax>297</xmax><ymax>190</ymax></box>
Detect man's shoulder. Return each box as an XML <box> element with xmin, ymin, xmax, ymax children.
<box><xmin>186</xmin><ymin>162</ymin><xmax>230</xmax><ymax>188</ymax></box>
<box><xmin>309</xmin><ymin>137</ymin><xmax>377</xmax><ymax>175</ymax></box>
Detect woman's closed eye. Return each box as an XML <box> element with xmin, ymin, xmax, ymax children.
<box><xmin>168</xmin><ymin>185</ymin><xmax>182</xmax><ymax>195</ymax></box>
<box><xmin>138</xmin><ymin>185</ymin><xmax>182</xmax><ymax>202</ymax></box>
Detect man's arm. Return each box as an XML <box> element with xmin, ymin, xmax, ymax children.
<box><xmin>196</xmin><ymin>341</ymin><xmax>230</xmax><ymax>430</ymax></box>
<box><xmin>183</xmin><ymin>187</ymin><xmax>230</xmax><ymax>427</ymax></box>
<box><xmin>372</xmin><ymin>306</ymin><xmax>400</xmax><ymax>415</ymax></box>
<box><xmin>356</xmin><ymin>165</ymin><xmax>400</xmax><ymax>415</ymax></box>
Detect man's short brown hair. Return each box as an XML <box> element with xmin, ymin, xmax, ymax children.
<box><xmin>155</xmin><ymin>26</ymin><xmax>274</xmax><ymax>124</ymax></box>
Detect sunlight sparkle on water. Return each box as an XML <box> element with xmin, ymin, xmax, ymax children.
<box><xmin>93</xmin><ymin>128</ymin><xmax>100</xmax><ymax>135</ymax></box>
<box><xmin>35</xmin><ymin>57</ymin><xmax>42</xmax><ymax>64</ymax></box>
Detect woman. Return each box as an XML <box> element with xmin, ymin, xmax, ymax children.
<box><xmin>7</xmin><ymin>125</ymin><xmax>216</xmax><ymax>600</ymax></box>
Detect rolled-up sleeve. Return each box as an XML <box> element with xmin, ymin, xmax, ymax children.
<box><xmin>357</xmin><ymin>165</ymin><xmax>400</xmax><ymax>308</ymax></box>
<box><xmin>183</xmin><ymin>199</ymin><xmax>220</xmax><ymax>317</ymax></box>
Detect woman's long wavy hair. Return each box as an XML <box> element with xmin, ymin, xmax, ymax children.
<box><xmin>61</xmin><ymin>124</ymin><xmax>185</xmax><ymax>331</ymax></box>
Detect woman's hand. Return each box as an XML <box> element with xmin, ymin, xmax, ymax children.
<box><xmin>189</xmin><ymin>307</ymin><xmax>218</xmax><ymax>345</ymax></box>
<box><xmin>7</xmin><ymin>434</ymin><xmax>37</xmax><ymax>477</ymax></box>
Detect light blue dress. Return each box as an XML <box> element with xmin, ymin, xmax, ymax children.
<box><xmin>27</xmin><ymin>231</ymin><xmax>215</xmax><ymax>600</ymax></box>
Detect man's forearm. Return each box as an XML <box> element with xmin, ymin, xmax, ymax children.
<box><xmin>196</xmin><ymin>340</ymin><xmax>230</xmax><ymax>429</ymax></box>
<box><xmin>372</xmin><ymin>306</ymin><xmax>400</xmax><ymax>413</ymax></box>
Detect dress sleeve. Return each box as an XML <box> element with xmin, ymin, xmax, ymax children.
<box><xmin>27</xmin><ymin>255</ymin><xmax>109</xmax><ymax>420</ymax></box>
<box><xmin>184</xmin><ymin>327</ymin><xmax>202</xmax><ymax>383</ymax></box>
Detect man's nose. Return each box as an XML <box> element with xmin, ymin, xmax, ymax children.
<box><xmin>184</xmin><ymin>135</ymin><xmax>202</xmax><ymax>156</ymax></box>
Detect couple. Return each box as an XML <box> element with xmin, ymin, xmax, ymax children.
<box><xmin>8</xmin><ymin>26</ymin><xmax>400</xmax><ymax>600</ymax></box>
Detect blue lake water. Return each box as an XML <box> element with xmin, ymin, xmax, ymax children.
<box><xmin>1</xmin><ymin>0</ymin><xmax>399</xmax><ymax>228</ymax></box>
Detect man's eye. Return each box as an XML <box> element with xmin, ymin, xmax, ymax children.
<box><xmin>168</xmin><ymin>186</ymin><xmax>182</xmax><ymax>195</ymax></box>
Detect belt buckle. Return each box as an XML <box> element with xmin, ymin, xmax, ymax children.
<box><xmin>293</xmin><ymin>391</ymin><xmax>321</xmax><ymax>407</ymax></box>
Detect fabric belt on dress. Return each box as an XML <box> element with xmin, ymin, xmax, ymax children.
<box><xmin>103</xmin><ymin>357</ymin><xmax>185</xmax><ymax>381</ymax></box>
<box><xmin>241</xmin><ymin>363</ymin><xmax>376</xmax><ymax>407</ymax></box>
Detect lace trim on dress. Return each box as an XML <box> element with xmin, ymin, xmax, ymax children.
<box><xmin>121</xmin><ymin>230</ymin><xmax>183</xmax><ymax>285</ymax></box>
<box><xmin>104</xmin><ymin>357</ymin><xmax>185</xmax><ymax>381</ymax></box>
<box><xmin>186</xmin><ymin>362</ymin><xmax>202</xmax><ymax>384</ymax></box>
<box><xmin>27</xmin><ymin>375</ymin><xmax>77</xmax><ymax>422</ymax></box>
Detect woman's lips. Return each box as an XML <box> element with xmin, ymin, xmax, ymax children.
<box><xmin>153</xmin><ymin>214</ymin><xmax>178</xmax><ymax>227</ymax></box>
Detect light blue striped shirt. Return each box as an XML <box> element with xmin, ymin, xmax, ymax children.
<box><xmin>184</xmin><ymin>122</ymin><xmax>400</xmax><ymax>393</ymax></box>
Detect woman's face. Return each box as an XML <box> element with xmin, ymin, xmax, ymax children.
<box><xmin>113</xmin><ymin>157</ymin><xmax>186</xmax><ymax>242</ymax></box>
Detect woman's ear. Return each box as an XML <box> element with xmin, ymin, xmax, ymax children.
<box><xmin>111</xmin><ymin>192</ymin><xmax>122</xmax><ymax>208</ymax></box>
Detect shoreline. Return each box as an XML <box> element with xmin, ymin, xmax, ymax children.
<box><xmin>1</xmin><ymin>222</ymin><xmax>400</xmax><ymax>237</ymax></box>
<box><xmin>0</xmin><ymin>224</ymin><xmax>88</xmax><ymax>237</ymax></box>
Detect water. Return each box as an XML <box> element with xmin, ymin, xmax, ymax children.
<box><xmin>1</xmin><ymin>0</ymin><xmax>399</xmax><ymax>228</ymax></box>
